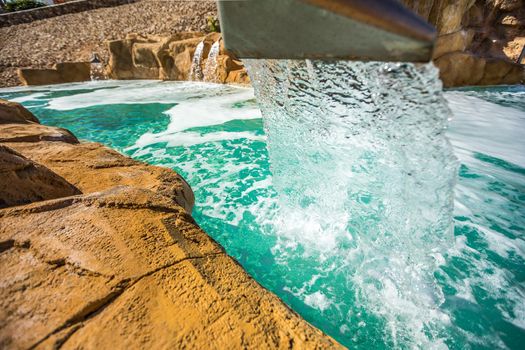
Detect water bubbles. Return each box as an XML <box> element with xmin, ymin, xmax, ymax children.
<box><xmin>245</xmin><ymin>59</ymin><xmax>458</xmax><ymax>347</ymax></box>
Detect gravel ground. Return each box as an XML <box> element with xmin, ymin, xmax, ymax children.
<box><xmin>0</xmin><ymin>0</ymin><xmax>217</xmax><ymax>87</ymax></box>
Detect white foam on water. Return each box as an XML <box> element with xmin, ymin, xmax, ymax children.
<box><xmin>9</xmin><ymin>92</ymin><xmax>48</xmax><ymax>103</ymax></box>
<box><xmin>115</xmin><ymin>84</ymin><xmax>262</xmax><ymax>152</ymax></box>
<box><xmin>161</xmin><ymin>89</ymin><xmax>261</xmax><ymax>133</ymax></box>
<box><xmin>446</xmin><ymin>92</ymin><xmax>525</xmax><ymax>168</ymax></box>
<box><xmin>283</xmin><ymin>274</ymin><xmax>334</xmax><ymax>312</ymax></box>
<box><xmin>45</xmin><ymin>80</ymin><xmax>252</xmax><ymax>110</ymax></box>
<box><xmin>130</xmin><ymin>136</ymin><xmax>272</xmax><ymax>228</ymax></box>
<box><xmin>303</xmin><ymin>291</ymin><xmax>332</xmax><ymax>312</ymax></box>
<box><xmin>271</xmin><ymin>207</ymin><xmax>346</xmax><ymax>255</ymax></box>
<box><xmin>478</xmin><ymin>222</ymin><xmax>524</xmax><ymax>259</ymax></box>
<box><xmin>117</xmin><ymin>83</ymin><xmax>268</xmax><ymax>227</ymax></box>
<box><xmin>507</xmin><ymin>298</ymin><xmax>525</xmax><ymax>330</ymax></box>
<box><xmin>137</xmin><ymin>131</ymin><xmax>265</xmax><ymax>147</ymax></box>
<box><xmin>0</xmin><ymin>79</ymin><xmax>127</xmax><ymax>95</ymax></box>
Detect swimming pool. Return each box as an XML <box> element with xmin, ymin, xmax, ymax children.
<box><xmin>1</xmin><ymin>80</ymin><xmax>523</xmax><ymax>349</ymax></box>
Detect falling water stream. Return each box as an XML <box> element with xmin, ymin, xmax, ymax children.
<box><xmin>90</xmin><ymin>62</ymin><xmax>104</xmax><ymax>81</ymax></box>
<box><xmin>244</xmin><ymin>59</ymin><xmax>459</xmax><ymax>347</ymax></box>
<box><xmin>189</xmin><ymin>41</ymin><xmax>205</xmax><ymax>81</ymax></box>
<box><xmin>203</xmin><ymin>41</ymin><xmax>221</xmax><ymax>83</ymax></box>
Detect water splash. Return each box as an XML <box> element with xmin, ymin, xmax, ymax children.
<box><xmin>189</xmin><ymin>41</ymin><xmax>205</xmax><ymax>81</ymax></box>
<box><xmin>244</xmin><ymin>59</ymin><xmax>459</xmax><ymax>346</ymax></box>
<box><xmin>90</xmin><ymin>62</ymin><xmax>104</xmax><ymax>81</ymax></box>
<box><xmin>203</xmin><ymin>41</ymin><xmax>221</xmax><ymax>83</ymax></box>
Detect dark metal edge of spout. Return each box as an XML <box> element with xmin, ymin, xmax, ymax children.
<box><xmin>302</xmin><ymin>0</ymin><xmax>436</xmax><ymax>43</ymax></box>
<box><xmin>217</xmin><ymin>0</ymin><xmax>436</xmax><ymax>62</ymax></box>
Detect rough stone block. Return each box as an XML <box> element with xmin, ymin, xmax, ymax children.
<box><xmin>18</xmin><ymin>62</ymin><xmax>90</xmax><ymax>86</ymax></box>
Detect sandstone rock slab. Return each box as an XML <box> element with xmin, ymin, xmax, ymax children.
<box><xmin>107</xmin><ymin>33</ymin><xmax>203</xmax><ymax>80</ymax></box>
<box><xmin>0</xmin><ymin>185</ymin><xmax>342</xmax><ymax>349</ymax></box>
<box><xmin>435</xmin><ymin>51</ymin><xmax>525</xmax><ymax>87</ymax></box>
<box><xmin>0</xmin><ymin>98</ymin><xmax>39</xmax><ymax>124</ymax></box>
<box><xmin>4</xmin><ymin>141</ymin><xmax>194</xmax><ymax>213</ymax></box>
<box><xmin>402</xmin><ymin>0</ymin><xmax>525</xmax><ymax>86</ymax></box>
<box><xmin>18</xmin><ymin>62</ymin><xmax>91</xmax><ymax>86</ymax></box>
<box><xmin>0</xmin><ymin>123</ymin><xmax>79</xmax><ymax>143</ymax></box>
<box><xmin>433</xmin><ymin>30</ymin><xmax>474</xmax><ymax>59</ymax></box>
<box><xmin>0</xmin><ymin>145</ymin><xmax>80</xmax><ymax>208</ymax></box>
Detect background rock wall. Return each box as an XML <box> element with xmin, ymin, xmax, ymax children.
<box><xmin>1</xmin><ymin>0</ymin><xmax>524</xmax><ymax>87</ymax></box>
<box><xmin>0</xmin><ymin>0</ymin><xmax>138</xmax><ymax>27</ymax></box>
<box><xmin>402</xmin><ymin>0</ymin><xmax>525</xmax><ymax>86</ymax></box>
<box><xmin>403</xmin><ymin>0</ymin><xmax>524</xmax><ymax>60</ymax></box>
<box><xmin>0</xmin><ymin>0</ymin><xmax>217</xmax><ymax>87</ymax></box>
<box><xmin>106</xmin><ymin>32</ymin><xmax>250</xmax><ymax>84</ymax></box>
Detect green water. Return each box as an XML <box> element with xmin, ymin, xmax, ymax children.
<box><xmin>1</xmin><ymin>80</ymin><xmax>523</xmax><ymax>349</ymax></box>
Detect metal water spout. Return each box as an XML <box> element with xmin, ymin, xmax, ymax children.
<box><xmin>217</xmin><ymin>0</ymin><xmax>436</xmax><ymax>62</ymax></box>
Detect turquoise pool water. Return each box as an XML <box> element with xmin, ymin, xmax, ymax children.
<box><xmin>1</xmin><ymin>81</ymin><xmax>523</xmax><ymax>349</ymax></box>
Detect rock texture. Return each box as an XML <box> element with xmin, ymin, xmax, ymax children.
<box><xmin>434</xmin><ymin>51</ymin><xmax>524</xmax><ymax>86</ymax></box>
<box><xmin>0</xmin><ymin>98</ymin><xmax>40</xmax><ymax>124</ymax></box>
<box><xmin>402</xmin><ymin>0</ymin><xmax>525</xmax><ymax>87</ymax></box>
<box><xmin>0</xmin><ymin>123</ymin><xmax>79</xmax><ymax>143</ymax></box>
<box><xmin>0</xmin><ymin>145</ymin><xmax>81</xmax><ymax>208</ymax></box>
<box><xmin>107</xmin><ymin>32</ymin><xmax>250</xmax><ymax>84</ymax></box>
<box><xmin>18</xmin><ymin>62</ymin><xmax>91</xmax><ymax>86</ymax></box>
<box><xmin>8</xmin><ymin>141</ymin><xmax>195</xmax><ymax>214</ymax></box>
<box><xmin>0</xmin><ymin>99</ymin><xmax>81</xmax><ymax>208</ymax></box>
<box><xmin>0</xmin><ymin>99</ymin><xmax>342</xmax><ymax>349</ymax></box>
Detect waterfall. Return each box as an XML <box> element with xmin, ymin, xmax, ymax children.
<box><xmin>90</xmin><ymin>62</ymin><xmax>104</xmax><ymax>81</ymax></box>
<box><xmin>244</xmin><ymin>59</ymin><xmax>458</xmax><ymax>346</ymax></box>
<box><xmin>189</xmin><ymin>41</ymin><xmax>205</xmax><ymax>81</ymax></box>
<box><xmin>203</xmin><ymin>40</ymin><xmax>220</xmax><ymax>83</ymax></box>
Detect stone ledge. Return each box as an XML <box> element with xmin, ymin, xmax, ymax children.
<box><xmin>18</xmin><ymin>62</ymin><xmax>91</xmax><ymax>86</ymax></box>
<box><xmin>435</xmin><ymin>51</ymin><xmax>525</xmax><ymax>87</ymax></box>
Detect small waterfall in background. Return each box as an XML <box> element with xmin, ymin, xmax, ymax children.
<box><xmin>90</xmin><ymin>63</ymin><xmax>104</xmax><ymax>81</ymax></box>
<box><xmin>244</xmin><ymin>59</ymin><xmax>458</xmax><ymax>346</ymax></box>
<box><xmin>89</xmin><ymin>53</ymin><xmax>105</xmax><ymax>81</ymax></box>
<box><xmin>203</xmin><ymin>41</ymin><xmax>221</xmax><ymax>83</ymax></box>
<box><xmin>189</xmin><ymin>41</ymin><xmax>205</xmax><ymax>81</ymax></box>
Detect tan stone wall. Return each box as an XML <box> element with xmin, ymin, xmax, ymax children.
<box><xmin>18</xmin><ymin>62</ymin><xmax>91</xmax><ymax>85</ymax></box>
<box><xmin>106</xmin><ymin>32</ymin><xmax>250</xmax><ymax>85</ymax></box>
<box><xmin>402</xmin><ymin>0</ymin><xmax>525</xmax><ymax>87</ymax></box>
